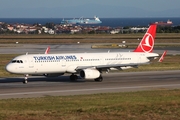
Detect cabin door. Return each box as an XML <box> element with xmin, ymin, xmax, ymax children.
<box><xmin>100</xmin><ymin>57</ymin><xmax>104</xmax><ymax>65</ymax></box>
<box><xmin>60</xmin><ymin>59</ymin><xmax>66</xmax><ymax>67</ymax></box>
<box><xmin>28</xmin><ymin>57</ymin><xmax>34</xmax><ymax>68</ymax></box>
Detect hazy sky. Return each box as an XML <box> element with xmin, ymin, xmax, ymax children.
<box><xmin>0</xmin><ymin>0</ymin><xmax>180</xmax><ymax>18</ymax></box>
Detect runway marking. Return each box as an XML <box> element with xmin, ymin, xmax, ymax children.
<box><xmin>0</xmin><ymin>84</ymin><xmax>180</xmax><ymax>97</ymax></box>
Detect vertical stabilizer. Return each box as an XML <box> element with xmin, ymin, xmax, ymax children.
<box><xmin>133</xmin><ymin>24</ymin><xmax>157</xmax><ymax>53</ymax></box>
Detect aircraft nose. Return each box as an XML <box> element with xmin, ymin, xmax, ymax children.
<box><xmin>5</xmin><ymin>64</ymin><xmax>14</xmax><ymax>73</ymax></box>
<box><xmin>5</xmin><ymin>64</ymin><xmax>10</xmax><ymax>72</ymax></box>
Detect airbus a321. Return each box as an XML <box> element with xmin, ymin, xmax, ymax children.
<box><xmin>6</xmin><ymin>24</ymin><xmax>159</xmax><ymax>84</ymax></box>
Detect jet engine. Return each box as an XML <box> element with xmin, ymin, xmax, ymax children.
<box><xmin>80</xmin><ymin>69</ymin><xmax>100</xmax><ymax>79</ymax></box>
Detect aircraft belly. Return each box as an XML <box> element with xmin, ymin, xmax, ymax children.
<box><xmin>34</xmin><ymin>62</ymin><xmax>65</xmax><ymax>74</ymax></box>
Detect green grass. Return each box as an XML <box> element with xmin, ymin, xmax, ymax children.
<box><xmin>0</xmin><ymin>90</ymin><xmax>180</xmax><ymax>120</ymax></box>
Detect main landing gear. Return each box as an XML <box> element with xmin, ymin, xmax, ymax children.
<box><xmin>94</xmin><ymin>75</ymin><xmax>103</xmax><ymax>82</ymax></box>
<box><xmin>69</xmin><ymin>74</ymin><xmax>103</xmax><ymax>82</ymax></box>
<box><xmin>70</xmin><ymin>73</ymin><xmax>78</xmax><ymax>81</ymax></box>
<box><xmin>23</xmin><ymin>74</ymin><xmax>28</xmax><ymax>84</ymax></box>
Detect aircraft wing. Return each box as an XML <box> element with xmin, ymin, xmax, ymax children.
<box><xmin>75</xmin><ymin>63</ymin><xmax>148</xmax><ymax>71</ymax></box>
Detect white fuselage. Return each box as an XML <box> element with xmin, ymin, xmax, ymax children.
<box><xmin>6</xmin><ymin>52</ymin><xmax>158</xmax><ymax>75</ymax></box>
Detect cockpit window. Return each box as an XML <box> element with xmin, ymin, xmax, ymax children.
<box><xmin>12</xmin><ymin>60</ymin><xmax>16</xmax><ymax>63</ymax></box>
<box><xmin>11</xmin><ymin>60</ymin><xmax>23</xmax><ymax>63</ymax></box>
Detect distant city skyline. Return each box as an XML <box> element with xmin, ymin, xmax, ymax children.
<box><xmin>0</xmin><ymin>0</ymin><xmax>180</xmax><ymax>18</ymax></box>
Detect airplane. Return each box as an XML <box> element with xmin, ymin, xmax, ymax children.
<box><xmin>6</xmin><ymin>24</ymin><xmax>159</xmax><ymax>84</ymax></box>
<box><xmin>61</xmin><ymin>16</ymin><xmax>102</xmax><ymax>25</ymax></box>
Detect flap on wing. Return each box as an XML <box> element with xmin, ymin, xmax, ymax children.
<box><xmin>96</xmin><ymin>63</ymin><xmax>146</xmax><ymax>69</ymax></box>
<box><xmin>75</xmin><ymin>63</ymin><xmax>147</xmax><ymax>71</ymax></box>
<box><xmin>76</xmin><ymin>66</ymin><xmax>95</xmax><ymax>70</ymax></box>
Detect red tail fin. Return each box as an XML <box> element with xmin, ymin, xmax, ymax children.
<box><xmin>133</xmin><ymin>24</ymin><xmax>157</xmax><ymax>53</ymax></box>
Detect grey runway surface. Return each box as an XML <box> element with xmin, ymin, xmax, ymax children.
<box><xmin>0</xmin><ymin>70</ymin><xmax>180</xmax><ymax>99</ymax></box>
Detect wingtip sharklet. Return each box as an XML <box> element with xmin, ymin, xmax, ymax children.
<box><xmin>45</xmin><ymin>46</ymin><xmax>50</xmax><ymax>54</ymax></box>
<box><xmin>158</xmin><ymin>50</ymin><xmax>167</xmax><ymax>62</ymax></box>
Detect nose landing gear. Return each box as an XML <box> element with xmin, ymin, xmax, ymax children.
<box><xmin>23</xmin><ymin>74</ymin><xmax>29</xmax><ymax>84</ymax></box>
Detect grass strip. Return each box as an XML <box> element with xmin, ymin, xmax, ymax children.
<box><xmin>0</xmin><ymin>90</ymin><xmax>180</xmax><ymax>120</ymax></box>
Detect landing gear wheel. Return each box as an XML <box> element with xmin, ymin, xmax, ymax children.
<box><xmin>23</xmin><ymin>80</ymin><xmax>28</xmax><ymax>84</ymax></box>
<box><xmin>94</xmin><ymin>76</ymin><xmax>103</xmax><ymax>82</ymax></box>
<box><xmin>70</xmin><ymin>74</ymin><xmax>78</xmax><ymax>81</ymax></box>
<box><xmin>23</xmin><ymin>74</ymin><xmax>28</xmax><ymax>84</ymax></box>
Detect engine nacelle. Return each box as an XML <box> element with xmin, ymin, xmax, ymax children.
<box><xmin>44</xmin><ymin>73</ymin><xmax>64</xmax><ymax>77</ymax></box>
<box><xmin>80</xmin><ymin>69</ymin><xmax>100</xmax><ymax>79</ymax></box>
